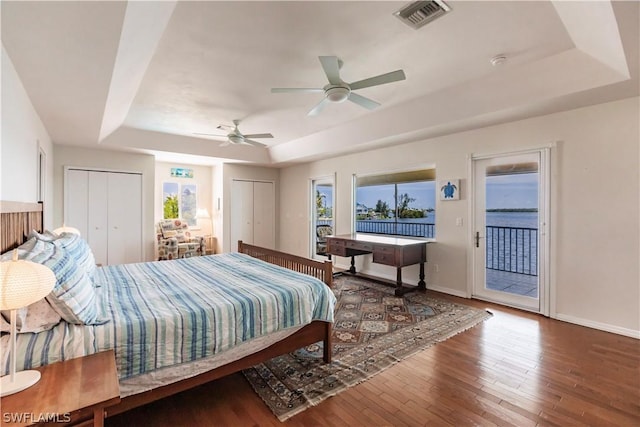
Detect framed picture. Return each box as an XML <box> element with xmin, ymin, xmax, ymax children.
<box><xmin>439</xmin><ymin>179</ymin><xmax>460</xmax><ymax>200</ymax></box>
<box><xmin>171</xmin><ymin>167</ymin><xmax>194</xmax><ymax>178</ymax></box>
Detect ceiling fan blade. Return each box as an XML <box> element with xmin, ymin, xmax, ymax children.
<box><xmin>307</xmin><ymin>98</ymin><xmax>330</xmax><ymax>116</ymax></box>
<box><xmin>271</xmin><ymin>87</ymin><xmax>323</xmax><ymax>93</ymax></box>
<box><xmin>242</xmin><ymin>133</ymin><xmax>273</xmax><ymax>139</ymax></box>
<box><xmin>349</xmin><ymin>69</ymin><xmax>406</xmax><ymax>91</ymax></box>
<box><xmin>243</xmin><ymin>139</ymin><xmax>267</xmax><ymax>148</ymax></box>
<box><xmin>319</xmin><ymin>56</ymin><xmax>342</xmax><ymax>85</ymax></box>
<box><xmin>216</xmin><ymin>124</ymin><xmax>233</xmax><ymax>130</ymax></box>
<box><xmin>348</xmin><ymin>92</ymin><xmax>380</xmax><ymax>110</ymax></box>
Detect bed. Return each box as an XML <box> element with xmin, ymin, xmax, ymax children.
<box><xmin>0</xmin><ymin>201</ymin><xmax>335</xmax><ymax>422</ymax></box>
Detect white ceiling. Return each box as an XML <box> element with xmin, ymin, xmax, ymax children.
<box><xmin>2</xmin><ymin>1</ymin><xmax>638</xmax><ymax>167</ymax></box>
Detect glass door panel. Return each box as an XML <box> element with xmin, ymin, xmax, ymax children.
<box><xmin>473</xmin><ymin>152</ymin><xmax>542</xmax><ymax>312</ymax></box>
<box><xmin>311</xmin><ymin>178</ymin><xmax>334</xmax><ymax>260</ymax></box>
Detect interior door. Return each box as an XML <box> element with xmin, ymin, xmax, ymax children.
<box><xmin>472</xmin><ymin>151</ymin><xmax>548</xmax><ymax>313</ymax></box>
<box><xmin>253</xmin><ymin>181</ymin><xmax>275</xmax><ymax>249</ymax></box>
<box><xmin>230</xmin><ymin>180</ymin><xmax>255</xmax><ymax>251</ymax></box>
<box><xmin>88</xmin><ymin>171</ymin><xmax>108</xmax><ymax>266</ymax></box>
<box><xmin>65</xmin><ymin>169</ymin><xmax>90</xmax><ymax>238</ymax></box>
<box><xmin>107</xmin><ymin>172</ymin><xmax>142</xmax><ymax>265</ymax></box>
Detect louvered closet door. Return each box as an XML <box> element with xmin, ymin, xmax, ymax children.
<box><xmin>253</xmin><ymin>181</ymin><xmax>275</xmax><ymax>249</ymax></box>
<box><xmin>107</xmin><ymin>172</ymin><xmax>142</xmax><ymax>265</ymax></box>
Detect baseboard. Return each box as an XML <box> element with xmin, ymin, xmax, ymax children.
<box><xmin>554</xmin><ymin>313</ymin><xmax>640</xmax><ymax>339</ymax></box>
<box><xmin>426</xmin><ymin>284</ymin><xmax>468</xmax><ymax>299</ymax></box>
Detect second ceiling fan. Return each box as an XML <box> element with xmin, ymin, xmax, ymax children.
<box><xmin>272</xmin><ymin>56</ymin><xmax>406</xmax><ymax>116</ymax></box>
<box><xmin>194</xmin><ymin>119</ymin><xmax>273</xmax><ymax>148</ymax></box>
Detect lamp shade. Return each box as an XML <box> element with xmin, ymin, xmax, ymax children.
<box><xmin>195</xmin><ymin>208</ymin><xmax>210</xmax><ymax>219</ymax></box>
<box><xmin>53</xmin><ymin>225</ymin><xmax>81</xmax><ymax>236</ymax></box>
<box><xmin>0</xmin><ymin>252</ymin><xmax>56</xmax><ymax>311</ymax></box>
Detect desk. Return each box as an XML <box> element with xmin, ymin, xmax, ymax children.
<box><xmin>0</xmin><ymin>350</ymin><xmax>120</xmax><ymax>426</ymax></box>
<box><xmin>325</xmin><ymin>234</ymin><xmax>434</xmax><ymax>296</ymax></box>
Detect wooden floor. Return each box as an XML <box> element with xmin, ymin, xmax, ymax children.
<box><xmin>107</xmin><ymin>292</ymin><xmax>640</xmax><ymax>427</ymax></box>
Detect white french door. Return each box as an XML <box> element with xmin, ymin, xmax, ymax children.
<box><xmin>472</xmin><ymin>149</ymin><xmax>550</xmax><ymax>314</ymax></box>
<box><xmin>310</xmin><ymin>176</ymin><xmax>335</xmax><ymax>260</ymax></box>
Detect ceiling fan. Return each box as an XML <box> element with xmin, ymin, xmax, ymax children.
<box><xmin>271</xmin><ymin>56</ymin><xmax>406</xmax><ymax>116</ymax></box>
<box><xmin>193</xmin><ymin>119</ymin><xmax>273</xmax><ymax>148</ymax></box>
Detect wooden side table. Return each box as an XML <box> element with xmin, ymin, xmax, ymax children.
<box><xmin>203</xmin><ymin>235</ymin><xmax>216</xmax><ymax>255</ymax></box>
<box><xmin>0</xmin><ymin>350</ymin><xmax>120</xmax><ymax>426</ymax></box>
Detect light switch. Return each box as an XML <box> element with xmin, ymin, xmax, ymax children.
<box><xmin>456</xmin><ymin>217</ymin><xmax>463</xmax><ymax>226</ymax></box>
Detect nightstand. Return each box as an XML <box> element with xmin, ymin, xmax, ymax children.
<box><xmin>0</xmin><ymin>350</ymin><xmax>120</xmax><ymax>426</ymax></box>
<box><xmin>203</xmin><ymin>235</ymin><xmax>216</xmax><ymax>255</ymax></box>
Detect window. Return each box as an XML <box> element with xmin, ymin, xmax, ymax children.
<box><xmin>354</xmin><ymin>169</ymin><xmax>436</xmax><ymax>238</ymax></box>
<box><xmin>163</xmin><ymin>182</ymin><xmax>198</xmax><ymax>226</ymax></box>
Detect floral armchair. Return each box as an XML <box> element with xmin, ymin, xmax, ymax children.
<box><xmin>316</xmin><ymin>224</ymin><xmax>333</xmax><ymax>255</ymax></box>
<box><xmin>156</xmin><ymin>219</ymin><xmax>205</xmax><ymax>260</ymax></box>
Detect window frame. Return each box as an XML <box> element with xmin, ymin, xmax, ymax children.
<box><xmin>352</xmin><ymin>166</ymin><xmax>436</xmax><ymax>239</ymax></box>
<box><xmin>162</xmin><ymin>181</ymin><xmax>198</xmax><ymax>226</ymax></box>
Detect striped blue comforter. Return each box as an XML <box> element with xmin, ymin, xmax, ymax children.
<box><xmin>2</xmin><ymin>253</ymin><xmax>336</xmax><ymax>379</ymax></box>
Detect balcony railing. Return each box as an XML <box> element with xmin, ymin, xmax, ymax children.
<box><xmin>355</xmin><ymin>220</ymin><xmax>435</xmax><ymax>238</ymax></box>
<box><xmin>317</xmin><ymin>221</ymin><xmax>537</xmax><ymax>278</ymax></box>
<box><xmin>486</xmin><ymin>226</ymin><xmax>538</xmax><ymax>276</ymax></box>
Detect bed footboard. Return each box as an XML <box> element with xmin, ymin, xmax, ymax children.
<box><xmin>238</xmin><ymin>240</ymin><xmax>334</xmax><ymax>287</ymax></box>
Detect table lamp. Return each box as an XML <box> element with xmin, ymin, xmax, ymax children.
<box><xmin>53</xmin><ymin>224</ymin><xmax>81</xmax><ymax>236</ymax></box>
<box><xmin>0</xmin><ymin>250</ymin><xmax>56</xmax><ymax>396</ymax></box>
<box><xmin>195</xmin><ymin>208</ymin><xmax>212</xmax><ymax>233</ymax></box>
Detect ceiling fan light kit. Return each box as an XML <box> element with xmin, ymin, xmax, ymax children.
<box><xmin>325</xmin><ymin>86</ymin><xmax>350</xmax><ymax>103</ymax></box>
<box><xmin>271</xmin><ymin>55</ymin><xmax>407</xmax><ymax>116</ymax></box>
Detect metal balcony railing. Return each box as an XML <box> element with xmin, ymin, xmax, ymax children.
<box><xmin>486</xmin><ymin>226</ymin><xmax>538</xmax><ymax>276</ymax></box>
<box><xmin>355</xmin><ymin>220</ymin><xmax>435</xmax><ymax>238</ymax></box>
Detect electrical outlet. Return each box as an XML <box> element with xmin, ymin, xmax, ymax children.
<box><xmin>456</xmin><ymin>217</ymin><xmax>463</xmax><ymax>226</ymax></box>
<box><xmin>434</xmin><ymin>263</ymin><xmax>440</xmax><ymax>272</ymax></box>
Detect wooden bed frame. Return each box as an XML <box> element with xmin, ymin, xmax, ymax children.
<box><xmin>0</xmin><ymin>201</ymin><xmax>334</xmax><ymax>422</ymax></box>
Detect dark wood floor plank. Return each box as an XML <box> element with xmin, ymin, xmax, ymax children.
<box><xmin>107</xmin><ymin>291</ymin><xmax>640</xmax><ymax>427</ymax></box>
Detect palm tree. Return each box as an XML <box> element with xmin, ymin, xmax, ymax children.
<box><xmin>316</xmin><ymin>190</ymin><xmax>327</xmax><ymax>217</ymax></box>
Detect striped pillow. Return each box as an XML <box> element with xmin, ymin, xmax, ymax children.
<box><xmin>52</xmin><ymin>232</ymin><xmax>97</xmax><ymax>281</ymax></box>
<box><xmin>28</xmin><ymin>245</ymin><xmax>106</xmax><ymax>325</ymax></box>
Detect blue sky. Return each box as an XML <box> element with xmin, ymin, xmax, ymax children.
<box><xmin>486</xmin><ymin>173</ymin><xmax>538</xmax><ymax>209</ymax></box>
<box><xmin>316</xmin><ymin>185</ymin><xmax>333</xmax><ymax>208</ymax></box>
<box><xmin>357</xmin><ymin>182</ymin><xmax>436</xmax><ymax>210</ymax></box>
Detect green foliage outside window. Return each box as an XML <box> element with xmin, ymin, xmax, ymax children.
<box><xmin>164</xmin><ymin>195</ymin><xmax>179</xmax><ymax>219</ymax></box>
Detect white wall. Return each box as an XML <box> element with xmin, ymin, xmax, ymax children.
<box><xmin>1</xmin><ymin>47</ymin><xmax>55</xmax><ymax>228</ymax></box>
<box><xmin>212</xmin><ymin>164</ymin><xmax>223</xmax><ymax>254</ymax></box>
<box><xmin>279</xmin><ymin>97</ymin><xmax>640</xmax><ymax>337</ymax></box>
<box><xmin>53</xmin><ymin>145</ymin><xmax>156</xmax><ymax>261</ymax></box>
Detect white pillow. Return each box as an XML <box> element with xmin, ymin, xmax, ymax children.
<box><xmin>0</xmin><ymin>237</ymin><xmax>38</xmax><ymax>261</ymax></box>
<box><xmin>0</xmin><ymin>299</ymin><xmax>62</xmax><ymax>334</ymax></box>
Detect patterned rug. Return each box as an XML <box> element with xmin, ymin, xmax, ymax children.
<box><xmin>242</xmin><ymin>275</ymin><xmax>492</xmax><ymax>421</ymax></box>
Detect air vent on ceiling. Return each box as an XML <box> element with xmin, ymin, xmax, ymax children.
<box><xmin>393</xmin><ymin>0</ymin><xmax>451</xmax><ymax>30</ymax></box>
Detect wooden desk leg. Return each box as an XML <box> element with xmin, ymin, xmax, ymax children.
<box><xmin>394</xmin><ymin>267</ymin><xmax>407</xmax><ymax>297</ymax></box>
<box><xmin>418</xmin><ymin>261</ymin><xmax>426</xmax><ymax>292</ymax></box>
<box><xmin>349</xmin><ymin>256</ymin><xmax>357</xmax><ymax>274</ymax></box>
<box><xmin>394</xmin><ymin>264</ymin><xmax>427</xmax><ymax>297</ymax></box>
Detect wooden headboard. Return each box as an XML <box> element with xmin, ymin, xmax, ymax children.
<box><xmin>0</xmin><ymin>201</ymin><xmax>44</xmax><ymax>254</ymax></box>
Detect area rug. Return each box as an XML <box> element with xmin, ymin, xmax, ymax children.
<box><xmin>242</xmin><ymin>275</ymin><xmax>492</xmax><ymax>421</ymax></box>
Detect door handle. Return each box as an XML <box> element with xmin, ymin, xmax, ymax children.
<box><xmin>475</xmin><ymin>231</ymin><xmax>480</xmax><ymax>248</ymax></box>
